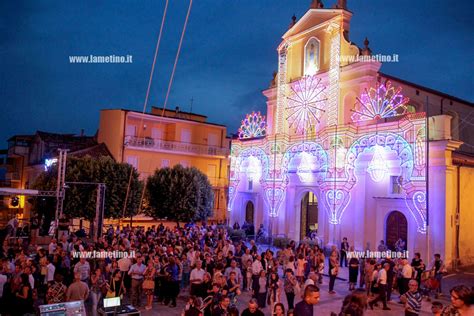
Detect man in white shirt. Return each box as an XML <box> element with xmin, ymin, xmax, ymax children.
<box><xmin>369</xmin><ymin>263</ymin><xmax>390</xmax><ymax>310</ymax></box>
<box><xmin>223</xmin><ymin>240</ymin><xmax>235</xmax><ymax>257</ymax></box>
<box><xmin>118</xmin><ymin>256</ymin><xmax>132</xmax><ymax>272</ymax></box>
<box><xmin>128</xmin><ymin>255</ymin><xmax>146</xmax><ymax>307</ymax></box>
<box><xmin>187</xmin><ymin>247</ymin><xmax>197</xmax><ymax>267</ymax></box>
<box><xmin>251</xmin><ymin>255</ymin><xmax>263</xmax><ymax>290</ymax></box>
<box><xmin>45</xmin><ymin>257</ymin><xmax>56</xmax><ymax>284</ymax></box>
<box><xmin>73</xmin><ymin>258</ymin><xmax>90</xmax><ymax>283</ymax></box>
<box><xmin>48</xmin><ymin>239</ymin><xmax>57</xmax><ymax>255</ymax></box>
<box><xmin>400</xmin><ymin>259</ymin><xmax>413</xmax><ymax>296</ymax></box>
<box><xmin>60</xmin><ymin>235</ymin><xmax>69</xmax><ymax>252</ymax></box>
<box><xmin>189</xmin><ymin>260</ymin><xmax>205</xmax><ymax>295</ymax></box>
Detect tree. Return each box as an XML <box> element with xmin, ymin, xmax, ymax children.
<box><xmin>146</xmin><ymin>165</ymin><xmax>214</xmax><ymax>225</ymax></box>
<box><xmin>32</xmin><ymin>156</ymin><xmax>143</xmax><ymax>222</ymax></box>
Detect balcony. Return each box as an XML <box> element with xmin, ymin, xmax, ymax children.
<box><xmin>208</xmin><ymin>177</ymin><xmax>228</xmax><ymax>187</ymax></box>
<box><xmin>124</xmin><ymin>136</ymin><xmax>230</xmax><ymax>158</ymax></box>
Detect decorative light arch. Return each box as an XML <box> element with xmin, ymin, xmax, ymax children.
<box><xmin>228</xmin><ymin>147</ymin><xmax>270</xmax><ymax>215</ymax></box>
<box><xmin>281</xmin><ymin>141</ymin><xmax>329</xmax><ymax>184</ymax></box>
<box><xmin>344</xmin><ymin>132</ymin><xmax>427</xmax><ymax>233</ymax></box>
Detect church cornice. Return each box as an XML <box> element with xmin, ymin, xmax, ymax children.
<box><xmin>282</xmin><ymin>9</ymin><xmax>352</xmax><ymax>41</ymax></box>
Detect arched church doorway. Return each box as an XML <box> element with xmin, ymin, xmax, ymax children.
<box><xmin>385</xmin><ymin>211</ymin><xmax>408</xmax><ymax>251</ymax></box>
<box><xmin>245</xmin><ymin>201</ymin><xmax>254</xmax><ymax>225</ymax></box>
<box><xmin>300</xmin><ymin>192</ymin><xmax>318</xmax><ymax>240</ymax></box>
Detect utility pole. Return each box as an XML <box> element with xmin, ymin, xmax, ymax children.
<box><xmin>94</xmin><ymin>183</ymin><xmax>106</xmax><ymax>241</ymax></box>
<box><xmin>425</xmin><ymin>96</ymin><xmax>431</xmax><ymax>263</ymax></box>
<box><xmin>55</xmin><ymin>149</ymin><xmax>68</xmax><ymax>235</ymax></box>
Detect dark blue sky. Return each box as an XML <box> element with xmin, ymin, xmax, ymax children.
<box><xmin>1</xmin><ymin>0</ymin><xmax>472</xmax><ymax>144</ymax></box>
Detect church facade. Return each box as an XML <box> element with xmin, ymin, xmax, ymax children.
<box><xmin>228</xmin><ymin>1</ymin><xmax>474</xmax><ymax>267</ymax></box>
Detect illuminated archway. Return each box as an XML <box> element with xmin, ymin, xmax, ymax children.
<box><xmin>343</xmin><ymin>132</ymin><xmax>426</xmax><ymax>233</ymax></box>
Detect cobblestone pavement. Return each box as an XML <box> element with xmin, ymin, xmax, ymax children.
<box><xmin>89</xmin><ymin>266</ymin><xmax>461</xmax><ymax>316</ymax></box>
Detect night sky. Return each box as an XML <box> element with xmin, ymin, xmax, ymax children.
<box><xmin>1</xmin><ymin>0</ymin><xmax>472</xmax><ymax>144</ymax></box>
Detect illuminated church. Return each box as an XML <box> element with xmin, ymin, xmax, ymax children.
<box><xmin>229</xmin><ymin>0</ymin><xmax>474</xmax><ymax>267</ymax></box>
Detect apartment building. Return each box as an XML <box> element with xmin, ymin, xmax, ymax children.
<box><xmin>97</xmin><ymin>106</ymin><xmax>230</xmax><ymax>221</ymax></box>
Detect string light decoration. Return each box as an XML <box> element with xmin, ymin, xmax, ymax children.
<box><xmin>238</xmin><ymin>111</ymin><xmax>267</xmax><ymax>139</ymax></box>
<box><xmin>297</xmin><ymin>151</ymin><xmax>314</xmax><ymax>183</ymax></box>
<box><xmin>286</xmin><ymin>75</ymin><xmax>327</xmax><ymax>134</ymax></box>
<box><xmin>326</xmin><ymin>26</ymin><xmax>341</xmax><ymax>127</ymax></box>
<box><xmin>351</xmin><ymin>81</ymin><xmax>409</xmax><ymax>122</ymax></box>
<box><xmin>367</xmin><ymin>145</ymin><xmax>388</xmax><ymax>182</ymax></box>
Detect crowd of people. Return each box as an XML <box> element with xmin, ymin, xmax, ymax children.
<box><xmin>0</xmin><ymin>220</ymin><xmax>472</xmax><ymax>316</ymax></box>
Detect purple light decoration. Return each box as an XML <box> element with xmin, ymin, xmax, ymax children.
<box><xmin>264</xmin><ymin>186</ymin><xmax>285</xmax><ymax>217</ymax></box>
<box><xmin>406</xmin><ymin>190</ymin><xmax>427</xmax><ymax>233</ymax></box>
<box><xmin>286</xmin><ymin>75</ymin><xmax>327</xmax><ymax>134</ymax></box>
<box><xmin>351</xmin><ymin>81</ymin><xmax>409</xmax><ymax>122</ymax></box>
<box><xmin>238</xmin><ymin>111</ymin><xmax>266</xmax><ymax>139</ymax></box>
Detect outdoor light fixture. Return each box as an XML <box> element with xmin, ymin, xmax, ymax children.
<box><xmin>367</xmin><ymin>145</ymin><xmax>388</xmax><ymax>182</ymax></box>
<box><xmin>10</xmin><ymin>196</ymin><xmax>19</xmax><ymax>207</ymax></box>
<box><xmin>246</xmin><ymin>156</ymin><xmax>261</xmax><ymax>181</ymax></box>
<box><xmin>297</xmin><ymin>151</ymin><xmax>314</xmax><ymax>183</ymax></box>
<box><xmin>44</xmin><ymin>158</ymin><xmax>58</xmax><ymax>171</ymax></box>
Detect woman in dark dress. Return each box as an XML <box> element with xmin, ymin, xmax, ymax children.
<box><xmin>109</xmin><ymin>270</ymin><xmax>126</xmax><ymax>298</ymax></box>
<box><xmin>411</xmin><ymin>252</ymin><xmax>425</xmax><ymax>285</ymax></box>
<box><xmin>348</xmin><ymin>247</ymin><xmax>359</xmax><ymax>291</ymax></box>
<box><xmin>14</xmin><ymin>273</ymin><xmax>34</xmax><ymax>316</ymax></box>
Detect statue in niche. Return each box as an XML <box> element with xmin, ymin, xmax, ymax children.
<box><xmin>305</xmin><ymin>39</ymin><xmax>319</xmax><ymax>75</ymax></box>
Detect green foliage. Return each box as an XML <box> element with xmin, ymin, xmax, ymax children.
<box><xmin>32</xmin><ymin>156</ymin><xmax>143</xmax><ymax>220</ymax></box>
<box><xmin>146</xmin><ymin>165</ymin><xmax>214</xmax><ymax>223</ymax></box>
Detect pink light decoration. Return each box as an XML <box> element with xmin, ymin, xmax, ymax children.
<box><xmin>286</xmin><ymin>75</ymin><xmax>327</xmax><ymax>134</ymax></box>
<box><xmin>238</xmin><ymin>111</ymin><xmax>266</xmax><ymax>139</ymax></box>
<box><xmin>351</xmin><ymin>81</ymin><xmax>409</xmax><ymax>122</ymax></box>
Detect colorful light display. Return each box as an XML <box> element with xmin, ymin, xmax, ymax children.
<box><xmin>286</xmin><ymin>75</ymin><xmax>327</xmax><ymax>134</ymax></box>
<box><xmin>227</xmin><ymin>16</ymin><xmax>431</xmax><ymax>239</ymax></box>
<box><xmin>367</xmin><ymin>145</ymin><xmax>388</xmax><ymax>182</ymax></box>
<box><xmin>352</xmin><ymin>81</ymin><xmax>409</xmax><ymax>122</ymax></box>
<box><xmin>238</xmin><ymin>111</ymin><xmax>267</xmax><ymax>139</ymax></box>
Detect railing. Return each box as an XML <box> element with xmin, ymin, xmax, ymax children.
<box><xmin>208</xmin><ymin>177</ymin><xmax>228</xmax><ymax>187</ymax></box>
<box><xmin>124</xmin><ymin>136</ymin><xmax>230</xmax><ymax>157</ymax></box>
